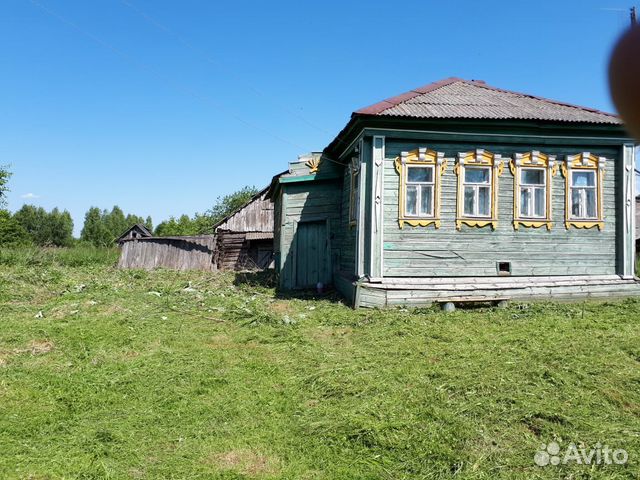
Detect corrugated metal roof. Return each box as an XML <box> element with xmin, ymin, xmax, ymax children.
<box><xmin>355</xmin><ymin>78</ymin><xmax>621</xmax><ymax>124</ymax></box>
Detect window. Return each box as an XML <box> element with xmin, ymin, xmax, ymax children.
<box><xmin>405</xmin><ymin>165</ymin><xmax>434</xmax><ymax>217</ymax></box>
<box><xmin>570</xmin><ymin>170</ymin><xmax>597</xmax><ymax>219</ymax></box>
<box><xmin>455</xmin><ymin>149</ymin><xmax>505</xmax><ymax>230</ymax></box>
<box><xmin>395</xmin><ymin>148</ymin><xmax>447</xmax><ymax>228</ymax></box>
<box><xmin>510</xmin><ymin>151</ymin><xmax>557</xmax><ymax>230</ymax></box>
<box><xmin>462</xmin><ymin>167</ymin><xmax>491</xmax><ymax>217</ymax></box>
<box><xmin>519</xmin><ymin>169</ymin><xmax>546</xmax><ymax>218</ymax></box>
<box><xmin>561</xmin><ymin>152</ymin><xmax>606</xmax><ymax>230</ymax></box>
<box><xmin>349</xmin><ymin>156</ymin><xmax>360</xmax><ymax>226</ymax></box>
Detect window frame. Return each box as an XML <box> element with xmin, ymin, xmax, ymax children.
<box><xmin>561</xmin><ymin>152</ymin><xmax>606</xmax><ymax>230</ymax></box>
<box><xmin>569</xmin><ymin>170</ymin><xmax>597</xmax><ymax>220</ymax></box>
<box><xmin>395</xmin><ymin>148</ymin><xmax>447</xmax><ymax>229</ymax></box>
<box><xmin>519</xmin><ymin>167</ymin><xmax>546</xmax><ymax>219</ymax></box>
<box><xmin>455</xmin><ymin>149</ymin><xmax>505</xmax><ymax>230</ymax></box>
<box><xmin>510</xmin><ymin>151</ymin><xmax>557</xmax><ymax>230</ymax></box>
<box><xmin>462</xmin><ymin>166</ymin><xmax>492</xmax><ymax>218</ymax></box>
<box><xmin>405</xmin><ymin>164</ymin><xmax>435</xmax><ymax>218</ymax></box>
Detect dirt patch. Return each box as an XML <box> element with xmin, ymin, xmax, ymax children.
<box><xmin>311</xmin><ymin>327</ymin><xmax>353</xmax><ymax>346</ymax></box>
<box><xmin>27</xmin><ymin>340</ymin><xmax>54</xmax><ymax>355</ymax></box>
<box><xmin>269</xmin><ymin>300</ymin><xmax>294</xmax><ymax>315</ymax></box>
<box><xmin>208</xmin><ymin>449</ymin><xmax>279</xmax><ymax>477</ymax></box>
<box><xmin>207</xmin><ymin>334</ymin><xmax>233</xmax><ymax>348</ymax></box>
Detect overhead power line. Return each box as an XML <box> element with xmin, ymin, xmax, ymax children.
<box><xmin>119</xmin><ymin>0</ymin><xmax>335</xmax><ymax>138</ymax></box>
<box><xmin>28</xmin><ymin>0</ymin><xmax>307</xmax><ymax>152</ymax></box>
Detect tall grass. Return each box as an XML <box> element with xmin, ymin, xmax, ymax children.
<box><xmin>0</xmin><ymin>245</ymin><xmax>119</xmax><ymax>267</ymax></box>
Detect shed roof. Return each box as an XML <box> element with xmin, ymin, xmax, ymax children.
<box><xmin>116</xmin><ymin>223</ymin><xmax>152</xmax><ymax>241</ymax></box>
<box><xmin>355</xmin><ymin>77</ymin><xmax>621</xmax><ymax>124</ymax></box>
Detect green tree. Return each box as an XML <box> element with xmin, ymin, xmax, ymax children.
<box><xmin>0</xmin><ymin>165</ymin><xmax>10</xmax><ymax>208</ymax></box>
<box><xmin>46</xmin><ymin>208</ymin><xmax>74</xmax><ymax>247</ymax></box>
<box><xmin>14</xmin><ymin>205</ymin><xmax>48</xmax><ymax>245</ymax></box>
<box><xmin>104</xmin><ymin>206</ymin><xmax>127</xmax><ymax>240</ymax></box>
<box><xmin>80</xmin><ymin>207</ymin><xmax>111</xmax><ymax>247</ymax></box>
<box><xmin>145</xmin><ymin>216</ymin><xmax>153</xmax><ymax>232</ymax></box>
<box><xmin>0</xmin><ymin>210</ymin><xmax>31</xmax><ymax>246</ymax></box>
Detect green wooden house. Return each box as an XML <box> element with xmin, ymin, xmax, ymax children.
<box><xmin>268</xmin><ymin>78</ymin><xmax>639</xmax><ymax>307</ymax></box>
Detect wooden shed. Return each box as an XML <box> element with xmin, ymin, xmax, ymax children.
<box><xmin>118</xmin><ymin>235</ymin><xmax>216</xmax><ymax>271</ymax></box>
<box><xmin>116</xmin><ymin>223</ymin><xmax>152</xmax><ymax>246</ymax></box>
<box><xmin>213</xmin><ymin>186</ymin><xmax>275</xmax><ymax>270</ymax></box>
<box><xmin>269</xmin><ymin>78</ymin><xmax>640</xmax><ymax>307</ymax></box>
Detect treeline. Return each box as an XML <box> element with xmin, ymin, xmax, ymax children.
<box><xmin>153</xmin><ymin>186</ymin><xmax>258</xmax><ymax>236</ymax></box>
<box><xmin>81</xmin><ymin>206</ymin><xmax>152</xmax><ymax>247</ymax></box>
<box><xmin>0</xmin><ymin>206</ymin><xmax>74</xmax><ymax>247</ymax></box>
<box><xmin>0</xmin><ymin>165</ymin><xmax>260</xmax><ymax>247</ymax></box>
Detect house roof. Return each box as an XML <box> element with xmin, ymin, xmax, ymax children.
<box><xmin>355</xmin><ymin>77</ymin><xmax>621</xmax><ymax>124</ymax></box>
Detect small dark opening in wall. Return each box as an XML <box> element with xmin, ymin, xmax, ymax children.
<box><xmin>497</xmin><ymin>262</ymin><xmax>511</xmax><ymax>276</ymax></box>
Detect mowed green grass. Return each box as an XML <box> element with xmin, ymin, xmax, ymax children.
<box><xmin>1</xmin><ymin>249</ymin><xmax>640</xmax><ymax>479</ymax></box>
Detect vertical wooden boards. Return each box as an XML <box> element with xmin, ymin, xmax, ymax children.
<box><xmin>278</xmin><ymin>181</ymin><xmax>341</xmax><ymax>289</ymax></box>
<box><xmin>117</xmin><ymin>236</ymin><xmax>216</xmax><ymax>271</ymax></box>
<box><xmin>370</xmin><ymin>136</ymin><xmax>385</xmax><ymax>278</ymax></box>
<box><xmin>294</xmin><ymin>220</ymin><xmax>331</xmax><ymax>288</ymax></box>
<box><xmin>621</xmin><ymin>143</ymin><xmax>636</xmax><ymax>278</ymax></box>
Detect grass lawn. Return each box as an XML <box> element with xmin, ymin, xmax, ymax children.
<box><xmin>1</xmin><ymin>248</ymin><xmax>640</xmax><ymax>479</ymax></box>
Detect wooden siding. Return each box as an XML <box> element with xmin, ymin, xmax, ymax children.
<box><xmin>355</xmin><ymin>275</ymin><xmax>640</xmax><ymax>308</ymax></box>
<box><xmin>215</xmin><ymin>190</ymin><xmax>273</xmax><ymax>233</ymax></box>
<box><xmin>337</xmin><ymin>165</ymin><xmax>356</xmax><ymax>273</ymax></box>
<box><xmin>118</xmin><ymin>236</ymin><xmax>216</xmax><ymax>271</ymax></box>
<box><xmin>278</xmin><ymin>181</ymin><xmax>341</xmax><ymax>289</ymax></box>
<box><xmin>382</xmin><ymin>140</ymin><xmax>620</xmax><ymax>277</ymax></box>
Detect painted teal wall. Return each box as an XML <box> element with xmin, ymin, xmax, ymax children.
<box><xmin>382</xmin><ymin>139</ymin><xmax>620</xmax><ymax>277</ymax></box>
<box><xmin>277</xmin><ymin>180</ymin><xmax>342</xmax><ymax>289</ymax></box>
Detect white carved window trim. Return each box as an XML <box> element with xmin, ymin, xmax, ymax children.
<box><xmin>461</xmin><ymin>166</ymin><xmax>492</xmax><ymax>218</ymax></box>
<box><xmin>405</xmin><ymin>164</ymin><xmax>435</xmax><ymax>218</ymax></box>
<box><xmin>394</xmin><ymin>148</ymin><xmax>448</xmax><ymax>229</ymax></box>
<box><xmin>519</xmin><ymin>167</ymin><xmax>547</xmax><ymax>219</ymax></box>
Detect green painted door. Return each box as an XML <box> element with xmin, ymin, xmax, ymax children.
<box><xmin>295</xmin><ymin>220</ymin><xmax>330</xmax><ymax>289</ymax></box>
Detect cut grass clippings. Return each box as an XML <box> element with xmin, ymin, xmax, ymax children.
<box><xmin>1</xmin><ymin>250</ymin><xmax>640</xmax><ymax>478</ymax></box>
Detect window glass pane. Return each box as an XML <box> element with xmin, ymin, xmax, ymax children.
<box><xmin>534</xmin><ymin>188</ymin><xmax>545</xmax><ymax>217</ymax></box>
<box><xmin>572</xmin><ymin>171</ymin><xmax>595</xmax><ymax>187</ymax></box>
<box><xmin>406</xmin><ymin>186</ymin><xmax>418</xmax><ymax>216</ymax></box>
<box><xmin>463</xmin><ymin>187</ymin><xmax>475</xmax><ymax>216</ymax></box>
<box><xmin>521</xmin><ymin>169</ymin><xmax>544</xmax><ymax>185</ymax></box>
<box><xmin>421</xmin><ymin>186</ymin><xmax>433</xmax><ymax>216</ymax></box>
<box><xmin>465</xmin><ymin>167</ymin><xmax>489</xmax><ymax>184</ymax></box>
<box><xmin>571</xmin><ymin>189</ymin><xmax>581</xmax><ymax>217</ymax></box>
<box><xmin>478</xmin><ymin>186</ymin><xmax>490</xmax><ymax>216</ymax></box>
<box><xmin>520</xmin><ymin>188</ymin><xmax>531</xmax><ymax>217</ymax></box>
<box><xmin>586</xmin><ymin>189</ymin><xmax>596</xmax><ymax>218</ymax></box>
<box><xmin>407</xmin><ymin>166</ymin><xmax>433</xmax><ymax>183</ymax></box>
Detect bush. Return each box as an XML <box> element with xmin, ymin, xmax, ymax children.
<box><xmin>0</xmin><ymin>246</ymin><xmax>119</xmax><ymax>267</ymax></box>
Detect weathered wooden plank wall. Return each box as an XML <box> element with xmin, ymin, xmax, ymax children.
<box><xmin>215</xmin><ymin>190</ymin><xmax>273</xmax><ymax>233</ymax></box>
<box><xmin>117</xmin><ymin>236</ymin><xmax>216</xmax><ymax>271</ymax></box>
<box><xmin>382</xmin><ymin>140</ymin><xmax>620</xmax><ymax>277</ymax></box>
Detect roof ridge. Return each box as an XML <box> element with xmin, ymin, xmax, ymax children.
<box><xmin>467</xmin><ymin>80</ymin><xmax>618</xmax><ymax>118</ymax></box>
<box><xmin>355</xmin><ymin>77</ymin><xmax>619</xmax><ymax>119</ymax></box>
<box><xmin>355</xmin><ymin>77</ymin><xmax>464</xmax><ymax>115</ymax></box>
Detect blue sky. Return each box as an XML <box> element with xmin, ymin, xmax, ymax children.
<box><xmin>1</xmin><ymin>0</ymin><xmax>635</xmax><ymax>235</ymax></box>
